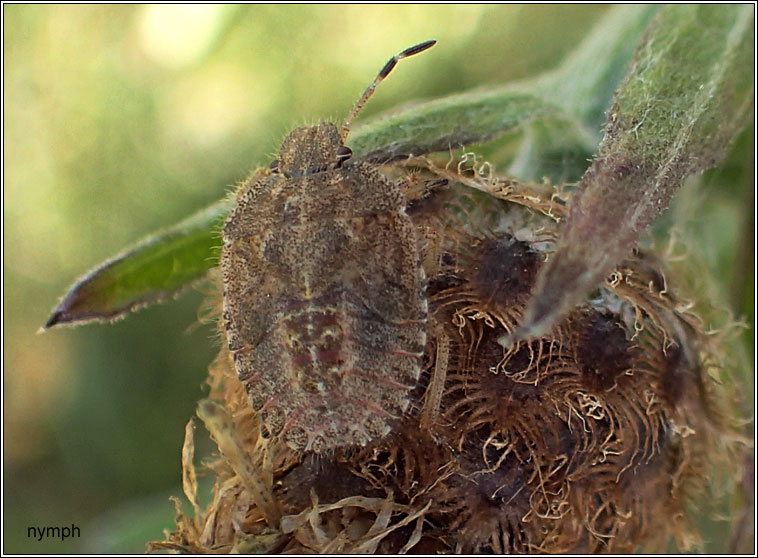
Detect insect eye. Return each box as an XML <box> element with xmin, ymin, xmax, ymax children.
<box><xmin>336</xmin><ymin>146</ymin><xmax>352</xmax><ymax>166</ymax></box>
<box><xmin>270</xmin><ymin>159</ymin><xmax>281</xmax><ymax>173</ymax></box>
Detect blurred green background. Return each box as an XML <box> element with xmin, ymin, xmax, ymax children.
<box><xmin>3</xmin><ymin>4</ymin><xmax>752</xmax><ymax>554</ymax></box>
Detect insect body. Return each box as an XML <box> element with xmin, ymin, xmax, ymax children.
<box><xmin>221</xmin><ymin>41</ymin><xmax>435</xmax><ymax>453</ymax></box>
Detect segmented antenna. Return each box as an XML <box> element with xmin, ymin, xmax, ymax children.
<box><xmin>341</xmin><ymin>40</ymin><xmax>436</xmax><ymax>142</ymax></box>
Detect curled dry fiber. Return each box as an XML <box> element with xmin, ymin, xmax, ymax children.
<box><xmin>150</xmin><ymin>162</ymin><xmax>743</xmax><ymax>554</ymax></box>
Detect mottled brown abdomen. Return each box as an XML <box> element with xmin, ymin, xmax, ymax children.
<box><xmin>221</xmin><ymin>160</ymin><xmax>426</xmax><ymax>452</ymax></box>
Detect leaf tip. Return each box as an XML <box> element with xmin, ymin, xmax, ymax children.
<box><xmin>42</xmin><ymin>310</ymin><xmax>64</xmax><ymax>331</ymax></box>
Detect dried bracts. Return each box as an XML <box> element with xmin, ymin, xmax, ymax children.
<box><xmin>151</xmin><ymin>164</ymin><xmax>741</xmax><ymax>554</ymax></box>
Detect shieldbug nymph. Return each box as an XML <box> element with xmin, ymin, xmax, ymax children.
<box><xmin>221</xmin><ymin>41</ymin><xmax>435</xmax><ymax>453</ymax></box>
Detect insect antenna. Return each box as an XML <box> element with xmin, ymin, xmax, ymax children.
<box><xmin>340</xmin><ymin>39</ymin><xmax>436</xmax><ymax>142</ymax></box>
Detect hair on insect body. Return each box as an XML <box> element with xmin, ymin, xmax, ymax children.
<box><xmin>220</xmin><ymin>41</ymin><xmax>437</xmax><ymax>453</ymax></box>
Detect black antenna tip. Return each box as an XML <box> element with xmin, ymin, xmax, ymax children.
<box><xmin>379</xmin><ymin>58</ymin><xmax>399</xmax><ymax>80</ymax></box>
<box><xmin>402</xmin><ymin>40</ymin><xmax>436</xmax><ymax>58</ymax></box>
<box><xmin>379</xmin><ymin>40</ymin><xmax>437</xmax><ymax>79</ymax></box>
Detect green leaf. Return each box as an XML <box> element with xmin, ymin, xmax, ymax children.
<box><xmin>352</xmin><ymin>5</ymin><xmax>660</xmax><ymax>174</ymax></box>
<box><xmin>40</xmin><ymin>5</ymin><xmax>677</xmax><ymax>329</ymax></box>
<box><xmin>509</xmin><ymin>4</ymin><xmax>660</xmax><ymax>181</ymax></box>
<box><xmin>44</xmin><ymin>198</ymin><xmax>233</xmax><ymax>328</ymax></box>
<box><xmin>350</xmin><ymin>87</ymin><xmax>585</xmax><ymax>163</ymax></box>
<box><xmin>42</xmin><ymin>84</ymin><xmax>580</xmax><ymax>332</ymax></box>
<box><xmin>519</xmin><ymin>4</ymin><xmax>755</xmax><ymax>339</ymax></box>
<box><xmin>541</xmin><ymin>4</ymin><xmax>661</xmax><ymax>132</ymax></box>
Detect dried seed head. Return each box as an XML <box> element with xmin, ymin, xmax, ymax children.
<box><xmin>573</xmin><ymin>311</ymin><xmax>634</xmax><ymax>391</ymax></box>
<box><xmin>157</xmin><ymin>166</ymin><xmax>743</xmax><ymax>555</ymax></box>
<box><xmin>469</xmin><ymin>237</ymin><xmax>541</xmax><ymax>310</ymax></box>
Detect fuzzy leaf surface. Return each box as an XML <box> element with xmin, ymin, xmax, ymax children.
<box><xmin>44</xmin><ymin>199</ymin><xmax>233</xmax><ymax>328</ymax></box>
<box><xmin>519</xmin><ymin>4</ymin><xmax>755</xmax><ymax>338</ymax></box>
<box><xmin>41</xmin><ymin>6</ymin><xmax>670</xmax><ymax>328</ymax></box>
